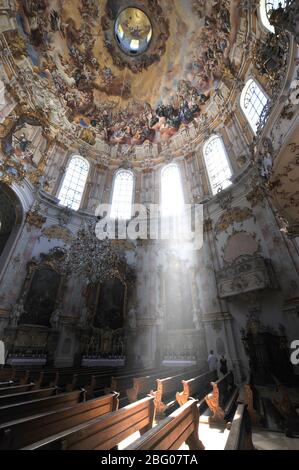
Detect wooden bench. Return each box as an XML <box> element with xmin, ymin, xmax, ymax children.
<box><xmin>0</xmin><ymin>389</ymin><xmax>85</xmax><ymax>424</ymax></box>
<box><xmin>0</xmin><ymin>386</ymin><xmax>58</xmax><ymax>407</ymax></box>
<box><xmin>151</xmin><ymin>368</ymin><xmax>200</xmax><ymax>418</ymax></box>
<box><xmin>125</xmin><ymin>399</ymin><xmax>205</xmax><ymax>451</ymax></box>
<box><xmin>23</xmin><ymin>396</ymin><xmax>155</xmax><ymax>450</ymax></box>
<box><xmin>176</xmin><ymin>370</ymin><xmax>218</xmax><ymax>407</ymax></box>
<box><xmin>224</xmin><ymin>404</ymin><xmax>254</xmax><ymax>450</ymax></box>
<box><xmin>0</xmin><ymin>369</ymin><xmax>15</xmax><ymax>381</ymax></box>
<box><xmin>0</xmin><ymin>383</ymin><xmax>37</xmax><ymax>397</ymax></box>
<box><xmin>87</xmin><ymin>367</ymin><xmax>150</xmax><ymax>398</ymax></box>
<box><xmin>0</xmin><ymin>381</ymin><xmax>14</xmax><ymax>389</ymax></box>
<box><xmin>204</xmin><ymin>371</ymin><xmax>239</xmax><ymax>426</ymax></box>
<box><xmin>0</xmin><ymin>392</ymin><xmax>119</xmax><ymax>450</ymax></box>
<box><xmin>126</xmin><ymin>368</ymin><xmax>177</xmax><ymax>404</ymax></box>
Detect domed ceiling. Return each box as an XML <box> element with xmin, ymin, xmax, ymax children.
<box><xmin>11</xmin><ymin>0</ymin><xmax>242</xmax><ymax>150</ymax></box>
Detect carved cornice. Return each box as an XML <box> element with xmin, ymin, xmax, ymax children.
<box><xmin>202</xmin><ymin>312</ymin><xmax>232</xmax><ymax>323</ymax></box>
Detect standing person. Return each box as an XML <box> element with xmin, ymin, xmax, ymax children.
<box><xmin>0</xmin><ymin>338</ymin><xmax>5</xmax><ymax>369</ymax></box>
<box><xmin>207</xmin><ymin>350</ymin><xmax>218</xmax><ymax>372</ymax></box>
<box><xmin>220</xmin><ymin>354</ymin><xmax>228</xmax><ymax>376</ymax></box>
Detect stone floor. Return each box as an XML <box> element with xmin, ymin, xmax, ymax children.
<box><xmin>252</xmin><ymin>430</ymin><xmax>299</xmax><ymax>450</ymax></box>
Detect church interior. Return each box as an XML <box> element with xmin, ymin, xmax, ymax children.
<box><xmin>0</xmin><ymin>0</ymin><xmax>299</xmax><ymax>453</ymax></box>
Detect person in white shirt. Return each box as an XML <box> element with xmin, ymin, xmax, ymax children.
<box><xmin>0</xmin><ymin>339</ymin><xmax>5</xmax><ymax>369</ymax></box>
<box><xmin>207</xmin><ymin>350</ymin><xmax>218</xmax><ymax>372</ymax></box>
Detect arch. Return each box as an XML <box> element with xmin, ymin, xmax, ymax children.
<box><xmin>110</xmin><ymin>169</ymin><xmax>135</xmax><ymax>220</ymax></box>
<box><xmin>240</xmin><ymin>78</ymin><xmax>268</xmax><ymax>134</ymax></box>
<box><xmin>203</xmin><ymin>135</ymin><xmax>232</xmax><ymax>196</ymax></box>
<box><xmin>259</xmin><ymin>0</ymin><xmax>286</xmax><ymax>33</ymax></box>
<box><xmin>161</xmin><ymin>164</ymin><xmax>185</xmax><ymax>216</ymax></box>
<box><xmin>57</xmin><ymin>155</ymin><xmax>89</xmax><ymax>211</ymax></box>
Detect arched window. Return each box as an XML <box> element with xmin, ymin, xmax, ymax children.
<box><xmin>260</xmin><ymin>0</ymin><xmax>286</xmax><ymax>33</ymax></box>
<box><xmin>58</xmin><ymin>155</ymin><xmax>89</xmax><ymax>211</ymax></box>
<box><xmin>240</xmin><ymin>78</ymin><xmax>268</xmax><ymax>134</ymax></box>
<box><xmin>110</xmin><ymin>170</ymin><xmax>134</xmax><ymax>220</ymax></box>
<box><xmin>161</xmin><ymin>164</ymin><xmax>185</xmax><ymax>217</ymax></box>
<box><xmin>203</xmin><ymin>136</ymin><xmax>232</xmax><ymax>196</ymax></box>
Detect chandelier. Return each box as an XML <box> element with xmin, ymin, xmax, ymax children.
<box><xmin>62</xmin><ymin>218</ymin><xmax>132</xmax><ymax>285</ymax></box>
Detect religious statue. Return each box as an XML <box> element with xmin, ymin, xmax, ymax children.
<box><xmin>50</xmin><ymin>307</ymin><xmax>62</xmax><ymax>330</ymax></box>
<box><xmin>127</xmin><ymin>307</ymin><xmax>137</xmax><ymax>329</ymax></box>
<box><xmin>10</xmin><ymin>301</ymin><xmax>24</xmax><ymax>327</ymax></box>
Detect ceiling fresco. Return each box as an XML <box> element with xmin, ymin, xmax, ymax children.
<box><xmin>11</xmin><ymin>0</ymin><xmax>242</xmax><ymax>147</ymax></box>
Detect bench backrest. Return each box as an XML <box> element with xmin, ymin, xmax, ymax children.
<box><xmin>177</xmin><ymin>370</ymin><xmax>217</xmax><ymax>406</ymax></box>
<box><xmin>0</xmin><ymin>392</ymin><xmax>119</xmax><ymax>450</ymax></box>
<box><xmin>0</xmin><ymin>383</ymin><xmax>36</xmax><ymax>397</ymax></box>
<box><xmin>0</xmin><ymin>387</ymin><xmax>57</xmax><ymax>407</ymax></box>
<box><xmin>157</xmin><ymin>367</ymin><xmax>199</xmax><ymax>399</ymax></box>
<box><xmin>217</xmin><ymin>372</ymin><xmax>235</xmax><ymax>408</ymax></box>
<box><xmin>187</xmin><ymin>370</ymin><xmax>217</xmax><ymax>397</ymax></box>
<box><xmin>125</xmin><ymin>399</ymin><xmax>204</xmax><ymax>450</ymax></box>
<box><xmin>0</xmin><ymin>381</ymin><xmax>14</xmax><ymax>389</ymax></box>
<box><xmin>24</xmin><ymin>396</ymin><xmax>155</xmax><ymax>450</ymax></box>
<box><xmin>224</xmin><ymin>404</ymin><xmax>254</xmax><ymax>450</ymax></box>
<box><xmin>0</xmin><ymin>390</ymin><xmax>84</xmax><ymax>424</ymax></box>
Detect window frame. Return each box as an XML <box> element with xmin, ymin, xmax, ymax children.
<box><xmin>57</xmin><ymin>154</ymin><xmax>90</xmax><ymax>211</ymax></box>
<box><xmin>109</xmin><ymin>169</ymin><xmax>135</xmax><ymax>220</ymax></box>
<box><xmin>259</xmin><ymin>0</ymin><xmax>287</xmax><ymax>33</ymax></box>
<box><xmin>240</xmin><ymin>77</ymin><xmax>269</xmax><ymax>135</ymax></box>
<box><xmin>202</xmin><ymin>134</ymin><xmax>233</xmax><ymax>196</ymax></box>
<box><xmin>160</xmin><ymin>163</ymin><xmax>185</xmax><ymax>217</ymax></box>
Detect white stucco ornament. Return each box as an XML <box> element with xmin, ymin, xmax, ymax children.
<box><xmin>289</xmin><ymin>79</ymin><xmax>299</xmax><ymax>105</ymax></box>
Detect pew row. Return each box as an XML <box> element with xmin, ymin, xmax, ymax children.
<box><xmin>0</xmin><ymin>392</ymin><xmax>119</xmax><ymax>450</ymax></box>
<box><xmin>176</xmin><ymin>370</ymin><xmax>218</xmax><ymax>407</ymax></box>
<box><xmin>204</xmin><ymin>371</ymin><xmax>239</xmax><ymax>426</ymax></box>
<box><xmin>0</xmin><ymin>383</ymin><xmax>36</xmax><ymax>397</ymax></box>
<box><xmin>151</xmin><ymin>367</ymin><xmax>202</xmax><ymax>418</ymax></box>
<box><xmin>0</xmin><ymin>381</ymin><xmax>14</xmax><ymax>389</ymax></box>
<box><xmin>125</xmin><ymin>399</ymin><xmax>204</xmax><ymax>451</ymax></box>
<box><xmin>224</xmin><ymin>404</ymin><xmax>254</xmax><ymax>450</ymax></box>
<box><xmin>0</xmin><ymin>387</ymin><xmax>58</xmax><ymax>407</ymax></box>
<box><xmin>23</xmin><ymin>396</ymin><xmax>155</xmax><ymax>450</ymax></box>
<box><xmin>0</xmin><ymin>389</ymin><xmax>85</xmax><ymax>424</ymax></box>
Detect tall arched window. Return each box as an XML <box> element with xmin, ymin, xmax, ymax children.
<box><xmin>240</xmin><ymin>78</ymin><xmax>268</xmax><ymax>134</ymax></box>
<box><xmin>260</xmin><ymin>0</ymin><xmax>286</xmax><ymax>33</ymax></box>
<box><xmin>58</xmin><ymin>155</ymin><xmax>89</xmax><ymax>211</ymax></box>
<box><xmin>203</xmin><ymin>135</ymin><xmax>232</xmax><ymax>196</ymax></box>
<box><xmin>161</xmin><ymin>164</ymin><xmax>185</xmax><ymax>217</ymax></box>
<box><xmin>110</xmin><ymin>170</ymin><xmax>134</xmax><ymax>220</ymax></box>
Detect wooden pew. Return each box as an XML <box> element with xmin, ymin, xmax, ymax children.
<box><xmin>204</xmin><ymin>371</ymin><xmax>239</xmax><ymax>426</ymax></box>
<box><xmin>0</xmin><ymin>381</ymin><xmax>14</xmax><ymax>389</ymax></box>
<box><xmin>0</xmin><ymin>383</ymin><xmax>36</xmax><ymax>397</ymax></box>
<box><xmin>176</xmin><ymin>370</ymin><xmax>218</xmax><ymax>407</ymax></box>
<box><xmin>0</xmin><ymin>386</ymin><xmax>58</xmax><ymax>408</ymax></box>
<box><xmin>87</xmin><ymin>367</ymin><xmax>151</xmax><ymax>398</ymax></box>
<box><xmin>23</xmin><ymin>396</ymin><xmax>155</xmax><ymax>450</ymax></box>
<box><xmin>0</xmin><ymin>369</ymin><xmax>15</xmax><ymax>381</ymax></box>
<box><xmin>224</xmin><ymin>404</ymin><xmax>254</xmax><ymax>450</ymax></box>
<box><xmin>0</xmin><ymin>392</ymin><xmax>119</xmax><ymax>450</ymax></box>
<box><xmin>151</xmin><ymin>368</ymin><xmax>200</xmax><ymax>418</ymax></box>
<box><xmin>126</xmin><ymin>368</ymin><xmax>181</xmax><ymax>403</ymax></box>
<box><xmin>0</xmin><ymin>389</ymin><xmax>85</xmax><ymax>424</ymax></box>
<box><xmin>125</xmin><ymin>399</ymin><xmax>205</xmax><ymax>451</ymax></box>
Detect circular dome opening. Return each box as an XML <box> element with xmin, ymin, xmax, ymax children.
<box><xmin>115</xmin><ymin>7</ymin><xmax>152</xmax><ymax>56</ymax></box>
